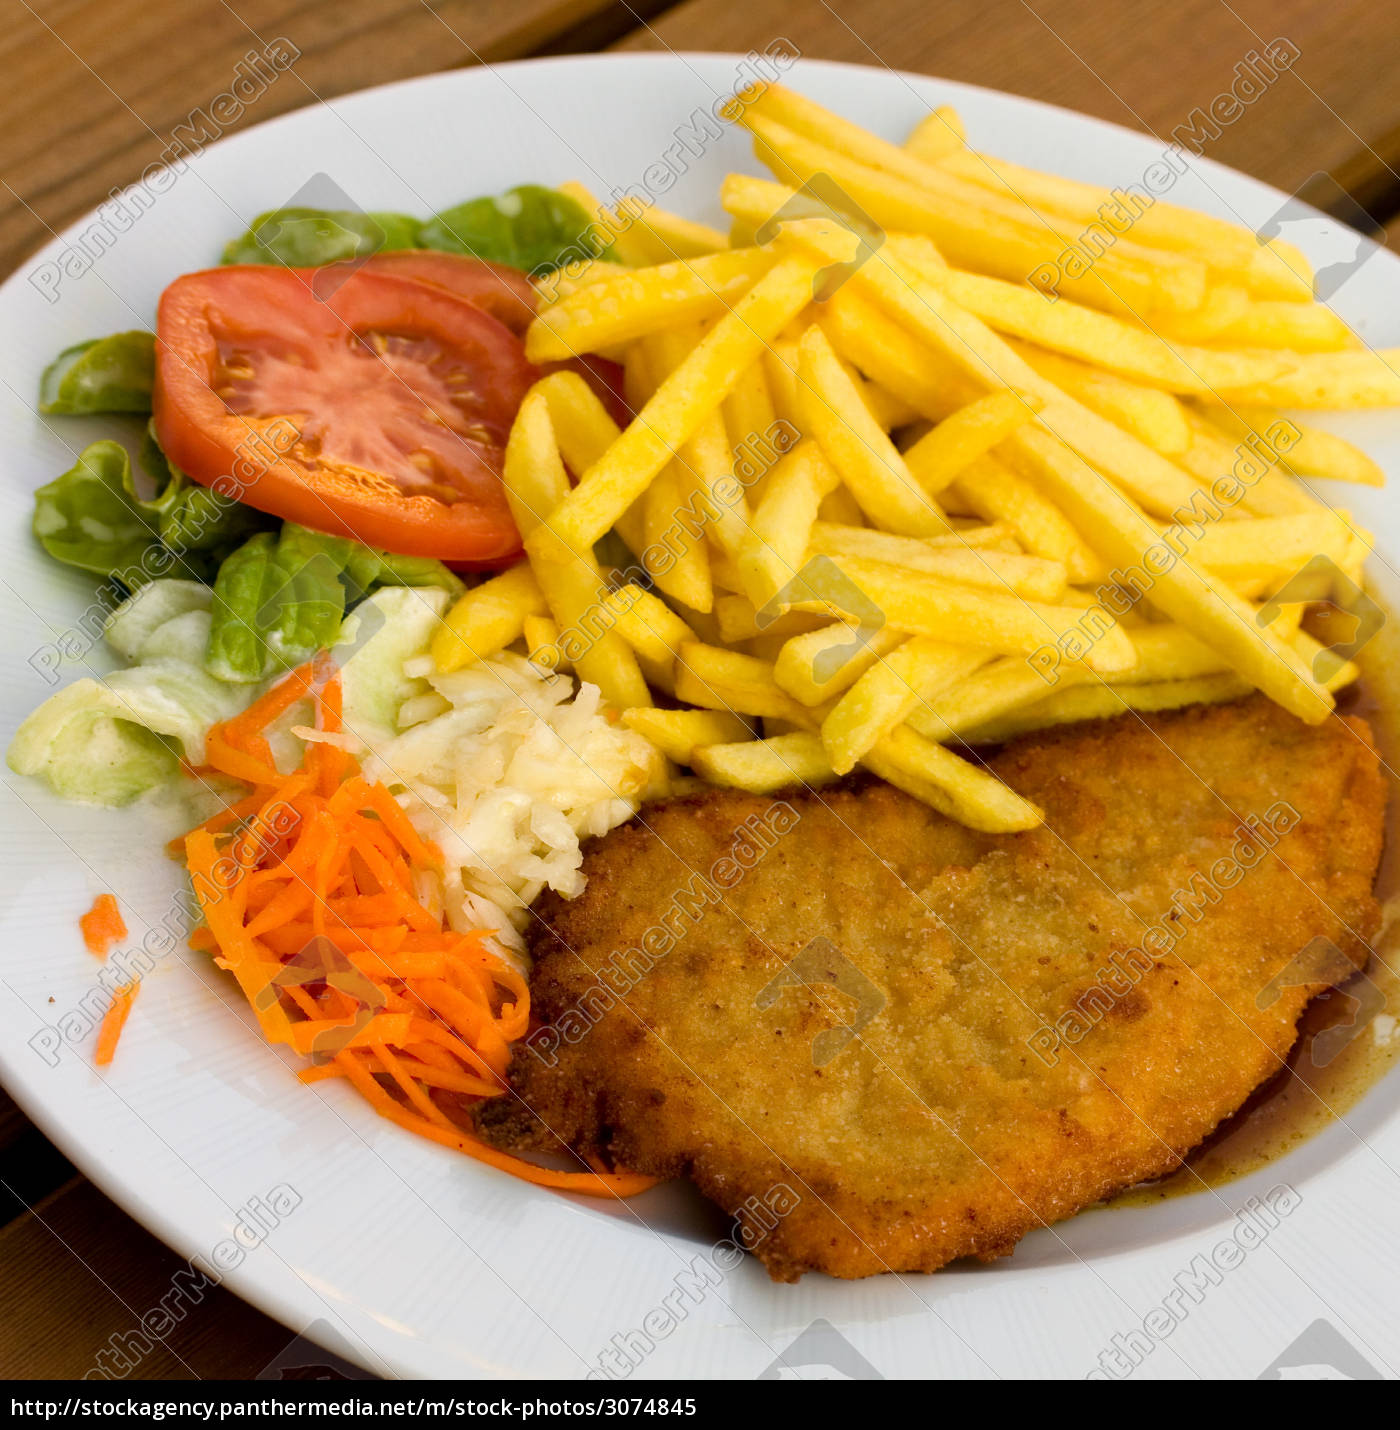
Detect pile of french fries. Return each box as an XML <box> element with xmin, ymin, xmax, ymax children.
<box><xmin>430</xmin><ymin>81</ymin><xmax>1391</xmax><ymax>833</ymax></box>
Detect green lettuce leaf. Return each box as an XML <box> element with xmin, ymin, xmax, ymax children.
<box><xmin>33</xmin><ymin>441</ymin><xmax>165</xmax><ymax>584</ymax></box>
<box><xmin>222</xmin><ymin>208</ymin><xmax>422</xmax><ymax>267</ymax></box>
<box><xmin>103</xmin><ymin>579</ymin><xmax>213</xmax><ymax>662</ymax></box>
<box><xmin>6</xmin><ymin>662</ymin><xmax>248</xmax><ymax>806</ymax></box>
<box><xmin>222</xmin><ymin>185</ymin><xmax>609</xmax><ymax>276</ymax></box>
<box><xmin>206</xmin><ymin>524</ymin><xmax>464</xmax><ymax>683</ymax></box>
<box><xmin>31</xmin><ymin>436</ymin><xmax>275</xmax><ymax>589</ymax></box>
<box><xmin>419</xmin><ymin>185</ymin><xmax>608</xmax><ymax>274</ymax></box>
<box><xmin>8</xmin><ymin>577</ymin><xmax>253</xmax><ymax>806</ymax></box>
<box><xmin>7</xmin><ymin>577</ymin><xmax>456</xmax><ymax>807</ymax></box>
<box><xmin>39</xmin><ymin>331</ymin><xmax>155</xmax><ymax>415</ymax></box>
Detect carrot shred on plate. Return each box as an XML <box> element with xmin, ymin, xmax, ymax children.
<box><xmin>79</xmin><ymin>893</ymin><xmax>126</xmax><ymax>957</ymax></box>
<box><xmin>95</xmin><ymin>981</ymin><xmax>138</xmax><ymax>1066</ymax></box>
<box><xmin>181</xmin><ymin>658</ymin><xmax>658</xmax><ymax>1200</ymax></box>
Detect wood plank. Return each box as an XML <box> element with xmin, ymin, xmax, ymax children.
<box><xmin>0</xmin><ymin>0</ymin><xmax>653</xmax><ymax>278</ymax></box>
<box><xmin>616</xmin><ymin>0</ymin><xmax>1400</xmax><ymax>217</ymax></box>
<box><xmin>0</xmin><ymin>1177</ymin><xmax>304</xmax><ymax>1380</ymax></box>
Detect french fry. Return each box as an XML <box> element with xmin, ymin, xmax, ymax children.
<box><xmin>622</xmin><ymin>707</ymin><xmax>751</xmax><ymax>765</ymax></box>
<box><xmin>797</xmin><ymin>325</ymin><xmax>949</xmax><ymax>536</ymax></box>
<box><xmin>839</xmin><ymin>359</ymin><xmax>920</xmax><ymax>430</ymax></box>
<box><xmin>503</xmin><ymin>391</ymin><xmax>649</xmax><ymax>709</ymax></box>
<box><xmin>775</xmin><ymin>623</ymin><xmax>906</xmax><ymax>705</ymax></box>
<box><xmin>744</xmin><ymin>632</ymin><xmax>805</xmax><ymax>664</ymax></box>
<box><xmin>906</xmin><ymin>623</ymin><xmax>1232</xmax><ymax>745</ymax></box>
<box><xmin>906</xmin><ymin>655</ymin><xmax>1097</xmax><ymax>743</ymax></box>
<box><xmin>675</xmin><ymin>642</ymin><xmax>817</xmax><ymax>724</ymax></box>
<box><xmin>534</xmin><ymin>368</ymin><xmax>620</xmax><ymax>471</ymax></box>
<box><xmin>817</xmin><ymin>483</ymin><xmax>868</xmax><ymax>528</ymax></box>
<box><xmin>431</xmin><ymin>563</ymin><xmax>547</xmax><ymax>673</ymax></box>
<box><xmin>531</xmin><ymin>252</ymin><xmax>823</xmax><ymax>563</ymax></box>
<box><xmin>823</xmin><ymin>284</ymin><xmax>978</xmax><ymax>419</ymax></box>
<box><xmin>622</xmin><ymin>338</ymin><xmax>659</xmax><ymax>409</ymax></box>
<box><xmin>735</xmin><ymin>82</ymin><xmax>963</xmax><ymax>194</ymax></box>
<box><xmin>723</xmin><ymin>359</ymin><xmax>782</xmax><ymax>489</ymax></box>
<box><xmin>822</xmin><ymin>639</ymin><xmax>989</xmax><ymax>773</ymax></box>
<box><xmin>533</xmin><ymin>368</ymin><xmax>650</xmax><ymax>559</ymax></box>
<box><xmin>601</xmin><ymin>584</ymin><xmax>698</xmax><ymax>664</ymax></box>
<box><xmin>737</xmin><ymin>111</ymin><xmax>1208</xmax><ymax>317</ymax></box>
<box><xmin>1202</xmin><ymin>349</ymin><xmax>1400</xmax><ymax>409</ymax></box>
<box><xmin>795</xmin><ymin>231</ymin><xmax>1208</xmax><ymax>520</ymax></box>
<box><xmin>932</xmin><ymin>149</ymin><xmax>1259</xmax><ymax>258</ymax></box>
<box><xmin>1174</xmin><ymin>409</ymin><xmax>1317</xmax><ymax>517</ymax></box>
<box><xmin>531</xmin><ymin>255</ymin><xmax>629</xmax><ymax>306</ymax></box>
<box><xmin>864</xmin><ymin>726</ymin><xmax>1043</xmax><ymax>831</ymax></box>
<box><xmin>525</xmin><ymin>248</ymin><xmax>773</xmax><ymax>362</ymax></box>
<box><xmin>737</xmin><ymin>441</ymin><xmax>841</xmax><ymax>606</ymax></box>
<box><xmin>1058</xmin><ymin>586</ymin><xmax>1149</xmax><ymax>625</ymax></box>
<box><xmin>1191</xmin><ymin>511</ymin><xmax>1360</xmax><ymax>579</ymax></box>
<box><xmin>760</xmin><ymin>334</ymin><xmax>805</xmax><ymax>429</ymax></box>
<box><xmin>683</xmin><ymin>408</ymin><xmax>755</xmax><ymax>558</ymax></box>
<box><xmin>691</xmin><ymin>731</ymin><xmax>836</xmax><ymax>792</ymax></box>
<box><xmin>783</xmin><ymin>550</ymin><xmax>1137</xmax><ymax>671</ymax></box>
<box><xmin>1208</xmin><ymin>300</ymin><xmax>1355</xmax><ymax>352</ymax></box>
<box><xmin>1341</xmin><ymin>530</ymin><xmax>1371</xmax><ymax>587</ymax></box>
<box><xmin>714</xmin><ymin>594</ymin><xmax>825</xmax><ymax>644</ymax></box>
<box><xmin>952</xmin><ymin>455</ymin><xmax>1100</xmax><ymax>582</ymax></box>
<box><xmin>960</xmin><ymin>673</ymin><xmax>1255</xmax><ymax>744</ymax></box>
<box><xmin>928</xmin><ymin>519</ymin><xmax>1022</xmax><ymax>550</ymax></box>
<box><xmin>637</xmin><ymin>326</ymin><xmax>730</xmax><ymax>602</ymax></box>
<box><xmin>933</xmin><ymin>266</ymin><xmax>1291</xmax><ymax>393</ymax></box>
<box><xmin>522</xmin><ymin>614</ymin><xmax>568</xmax><ymax>673</ymax></box>
<box><xmin>644</xmin><ymin>464</ymin><xmax>713</xmax><ymax>611</ymax></box>
<box><xmin>934</xmin><ymin>148</ymin><xmax>1313</xmax><ymax>300</ymax></box>
<box><xmin>1122</xmin><ymin>623</ymin><xmax>1232</xmax><ymax>680</ymax></box>
<box><xmin>1204</xmin><ymin>405</ymin><xmax>1385</xmax><ymax>488</ymax></box>
<box><xmin>864</xmin><ymin>382</ymin><xmax>921</xmax><ymax>431</ymax></box>
<box><xmin>707</xmin><ymin>547</ymin><xmax>750</xmax><ymax>595</ymax></box>
<box><xmin>807</xmin><ymin>522</ymin><xmax>1069</xmax><ymax>600</ymax></box>
<box><xmin>1008</xmin><ymin>422</ymin><xmax>1334</xmax><ymax>721</ymax></box>
<box><xmin>1014</xmin><ymin>344</ymin><xmax>1191</xmax><ymax>456</ymax></box>
<box><xmin>1150</xmin><ymin>283</ymin><xmax>1251</xmax><ymax>343</ymax></box>
<box><xmin>555</xmin><ymin>181</ymin><xmax>654</xmax><ymax>267</ymax></box>
<box><xmin>612</xmin><ymin>195</ymin><xmax>728</xmax><ymax>262</ymax></box>
<box><xmin>902</xmin><ymin>388</ymin><xmax>1044</xmax><ymax>494</ymax></box>
<box><xmin>641</xmin><ymin>326</ymin><xmax>756</xmax><ymax>560</ymax></box>
<box><xmin>904</xmin><ymin>105</ymin><xmax>966</xmax><ymax>161</ymax></box>
<box><xmin>1293</xmin><ymin>627</ymin><xmax>1362</xmax><ymax>691</ymax></box>
<box><xmin>1243</xmin><ymin>238</ymin><xmax>1318</xmax><ymax>305</ymax></box>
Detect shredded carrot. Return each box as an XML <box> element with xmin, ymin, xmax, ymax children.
<box><xmin>182</xmin><ymin>659</ymin><xmax>658</xmax><ymax>1200</ymax></box>
<box><xmin>80</xmin><ymin>893</ymin><xmax>126</xmax><ymax>957</ymax></box>
<box><xmin>95</xmin><ymin>981</ymin><xmax>138</xmax><ymax>1066</ymax></box>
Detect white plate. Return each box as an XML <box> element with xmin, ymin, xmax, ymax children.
<box><xmin>2</xmin><ymin>53</ymin><xmax>1399</xmax><ymax>1382</ymax></box>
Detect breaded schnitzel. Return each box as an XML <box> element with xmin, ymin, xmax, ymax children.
<box><xmin>475</xmin><ymin>698</ymin><xmax>1387</xmax><ymax>1280</ymax></box>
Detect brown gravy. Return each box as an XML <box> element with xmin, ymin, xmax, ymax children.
<box><xmin>1112</xmin><ymin>614</ymin><xmax>1400</xmax><ymax>1207</ymax></box>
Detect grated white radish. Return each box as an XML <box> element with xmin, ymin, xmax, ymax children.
<box><xmin>361</xmin><ymin>653</ymin><xmax>667</xmax><ymax>959</ymax></box>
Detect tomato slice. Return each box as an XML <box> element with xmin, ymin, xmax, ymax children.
<box><xmin>352</xmin><ymin>253</ymin><xmax>629</xmax><ymax>426</ymax></box>
<box><xmin>152</xmin><ymin>266</ymin><xmax>538</xmax><ymax>563</ymax></box>
<box><xmin>353</xmin><ymin>251</ymin><xmax>537</xmax><ymax>335</ymax></box>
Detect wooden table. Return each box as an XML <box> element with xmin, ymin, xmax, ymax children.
<box><xmin>4</xmin><ymin>0</ymin><xmax>1400</xmax><ymax>1382</ymax></box>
